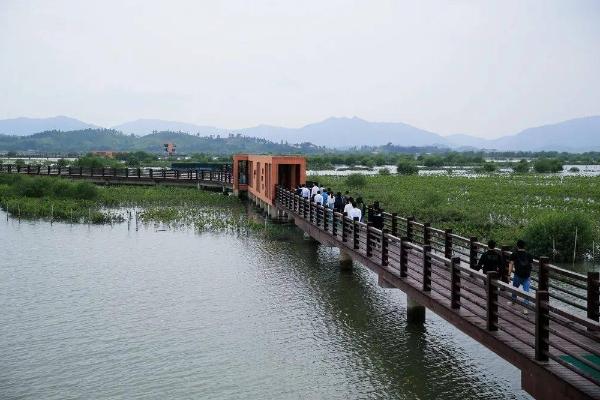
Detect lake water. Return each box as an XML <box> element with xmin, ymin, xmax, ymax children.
<box><xmin>308</xmin><ymin>164</ymin><xmax>600</xmax><ymax>177</ymax></box>
<box><xmin>0</xmin><ymin>210</ymin><xmax>531</xmax><ymax>399</ymax></box>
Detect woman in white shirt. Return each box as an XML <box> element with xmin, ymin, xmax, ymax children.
<box><xmin>343</xmin><ymin>197</ymin><xmax>354</xmax><ymax>216</ymax></box>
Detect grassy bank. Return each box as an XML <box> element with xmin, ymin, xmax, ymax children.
<box><xmin>0</xmin><ymin>175</ymin><xmax>242</xmax><ymax>227</ymax></box>
<box><xmin>314</xmin><ymin>174</ymin><xmax>600</xmax><ymax>258</ymax></box>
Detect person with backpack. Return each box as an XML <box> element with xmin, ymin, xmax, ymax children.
<box><xmin>334</xmin><ymin>192</ymin><xmax>344</xmax><ymax>212</ymax></box>
<box><xmin>369</xmin><ymin>201</ymin><xmax>384</xmax><ymax>230</ymax></box>
<box><xmin>508</xmin><ymin>239</ymin><xmax>534</xmax><ymax>314</ymax></box>
<box><xmin>477</xmin><ymin>240</ymin><xmax>503</xmax><ymax>274</ymax></box>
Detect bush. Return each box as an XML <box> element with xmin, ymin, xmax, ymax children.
<box><xmin>15</xmin><ymin>159</ymin><xmax>25</xmax><ymax>167</ymax></box>
<box><xmin>72</xmin><ymin>182</ymin><xmax>98</xmax><ymax>200</ymax></box>
<box><xmin>481</xmin><ymin>162</ymin><xmax>497</xmax><ymax>173</ymax></box>
<box><xmin>57</xmin><ymin>158</ymin><xmax>68</xmax><ymax>168</ymax></box>
<box><xmin>346</xmin><ymin>173</ymin><xmax>367</xmax><ymax>188</ymax></box>
<box><xmin>523</xmin><ymin>213</ymin><xmax>593</xmax><ymax>261</ymax></box>
<box><xmin>512</xmin><ymin>159</ymin><xmax>530</xmax><ymax>174</ymax></box>
<box><xmin>569</xmin><ymin>166</ymin><xmax>580</xmax><ymax>173</ymax></box>
<box><xmin>533</xmin><ymin>158</ymin><xmax>563</xmax><ymax>173</ymax></box>
<box><xmin>378</xmin><ymin>167</ymin><xmax>391</xmax><ymax>176</ymax></box>
<box><xmin>396</xmin><ymin>160</ymin><xmax>418</xmax><ymax>175</ymax></box>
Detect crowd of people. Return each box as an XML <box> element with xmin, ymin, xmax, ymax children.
<box><xmin>294</xmin><ymin>182</ymin><xmax>534</xmax><ymax>315</ymax></box>
<box><xmin>295</xmin><ymin>183</ymin><xmax>370</xmax><ymax>223</ymax></box>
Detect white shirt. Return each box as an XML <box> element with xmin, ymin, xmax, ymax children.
<box><xmin>311</xmin><ymin>185</ymin><xmax>319</xmax><ymax>197</ymax></box>
<box><xmin>301</xmin><ymin>187</ymin><xmax>310</xmax><ymax>198</ymax></box>
<box><xmin>344</xmin><ymin>203</ymin><xmax>353</xmax><ymax>215</ymax></box>
<box><xmin>327</xmin><ymin>195</ymin><xmax>335</xmax><ymax>206</ymax></box>
<box><xmin>313</xmin><ymin>194</ymin><xmax>323</xmax><ymax>205</ymax></box>
<box><xmin>349</xmin><ymin>207</ymin><xmax>362</xmax><ymax>221</ymax></box>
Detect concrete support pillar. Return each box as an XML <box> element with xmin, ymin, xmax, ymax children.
<box><xmin>406</xmin><ymin>295</ymin><xmax>426</xmax><ymax>324</ymax></box>
<box><xmin>339</xmin><ymin>250</ymin><xmax>353</xmax><ymax>270</ymax></box>
<box><xmin>267</xmin><ymin>204</ymin><xmax>278</xmax><ymax>219</ymax></box>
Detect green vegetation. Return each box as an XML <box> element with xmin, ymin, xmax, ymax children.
<box><xmin>378</xmin><ymin>167</ymin><xmax>391</xmax><ymax>176</ymax></box>
<box><xmin>533</xmin><ymin>158</ymin><xmax>564</xmax><ymax>173</ymax></box>
<box><xmin>0</xmin><ymin>174</ymin><xmax>241</xmax><ymax>226</ymax></box>
<box><xmin>0</xmin><ymin>129</ymin><xmax>325</xmax><ymax>154</ymax></box>
<box><xmin>396</xmin><ymin>160</ymin><xmax>419</xmax><ymax>175</ymax></box>
<box><xmin>313</xmin><ymin>174</ymin><xmax>600</xmax><ymax>259</ymax></box>
<box><xmin>512</xmin><ymin>159</ymin><xmax>530</xmax><ymax>173</ymax></box>
<box><xmin>345</xmin><ymin>173</ymin><xmax>367</xmax><ymax>188</ymax></box>
<box><xmin>523</xmin><ymin>213</ymin><xmax>593</xmax><ymax>261</ymax></box>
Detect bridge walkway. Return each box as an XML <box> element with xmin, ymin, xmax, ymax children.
<box><xmin>276</xmin><ymin>186</ymin><xmax>600</xmax><ymax>400</ymax></box>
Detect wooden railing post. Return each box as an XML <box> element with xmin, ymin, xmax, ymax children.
<box><xmin>406</xmin><ymin>216</ymin><xmax>415</xmax><ymax>242</ymax></box>
<box><xmin>486</xmin><ymin>271</ymin><xmax>499</xmax><ymax>331</ymax></box>
<box><xmin>535</xmin><ymin>291</ymin><xmax>550</xmax><ymax>361</ymax></box>
<box><xmin>538</xmin><ymin>256</ymin><xmax>550</xmax><ymax>291</ymax></box>
<box><xmin>422</xmin><ymin>245</ymin><xmax>432</xmax><ymax>291</ymax></box>
<box><xmin>47</xmin><ymin>165</ymin><xmax>51</xmax><ymax>175</ymax></box>
<box><xmin>501</xmin><ymin>245</ymin><xmax>511</xmax><ymax>283</ymax></box>
<box><xmin>391</xmin><ymin>213</ymin><xmax>398</xmax><ymax>236</ymax></box>
<box><xmin>113</xmin><ymin>167</ymin><xmax>117</xmax><ymax>177</ymax></box>
<box><xmin>423</xmin><ymin>223</ymin><xmax>431</xmax><ymax>245</ymax></box>
<box><xmin>400</xmin><ymin>238</ymin><xmax>408</xmax><ymax>277</ymax></box>
<box><xmin>149</xmin><ymin>169</ymin><xmax>153</xmax><ymax>179</ymax></box>
<box><xmin>469</xmin><ymin>237</ymin><xmax>478</xmax><ymax>270</ymax></box>
<box><xmin>342</xmin><ymin>216</ymin><xmax>347</xmax><ymax>242</ymax></box>
<box><xmin>353</xmin><ymin>220</ymin><xmax>360</xmax><ymax>250</ymax></box>
<box><xmin>79</xmin><ymin>166</ymin><xmax>83</xmax><ymax>176</ymax></box>
<box><xmin>381</xmin><ymin>228</ymin><xmax>389</xmax><ymax>266</ymax></box>
<box><xmin>137</xmin><ymin>168</ymin><xmax>141</xmax><ymax>178</ymax></box>
<box><xmin>451</xmin><ymin>257</ymin><xmax>461</xmax><ymax>309</ymax></box>
<box><xmin>323</xmin><ymin>207</ymin><xmax>328</xmax><ymax>231</ymax></box>
<box><xmin>332</xmin><ymin>212</ymin><xmax>338</xmax><ymax>237</ymax></box>
<box><xmin>366</xmin><ymin>223</ymin><xmax>373</xmax><ymax>257</ymax></box>
<box><xmin>587</xmin><ymin>271</ymin><xmax>600</xmax><ymax>323</ymax></box>
<box><xmin>125</xmin><ymin>168</ymin><xmax>129</xmax><ymax>178</ymax></box>
<box><xmin>444</xmin><ymin>229</ymin><xmax>453</xmax><ymax>259</ymax></box>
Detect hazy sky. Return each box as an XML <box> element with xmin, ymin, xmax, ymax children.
<box><xmin>1</xmin><ymin>0</ymin><xmax>599</xmax><ymax>138</ymax></box>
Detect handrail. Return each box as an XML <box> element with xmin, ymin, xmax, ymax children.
<box><xmin>0</xmin><ymin>163</ymin><xmax>233</xmax><ymax>184</ymax></box>
<box><xmin>275</xmin><ymin>185</ymin><xmax>600</xmax><ymax>389</ymax></box>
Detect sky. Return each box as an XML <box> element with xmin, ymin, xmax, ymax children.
<box><xmin>0</xmin><ymin>0</ymin><xmax>599</xmax><ymax>138</ymax></box>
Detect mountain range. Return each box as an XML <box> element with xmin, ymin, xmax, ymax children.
<box><xmin>1</xmin><ymin>115</ymin><xmax>600</xmax><ymax>152</ymax></box>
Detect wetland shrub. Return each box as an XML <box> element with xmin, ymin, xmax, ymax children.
<box><xmin>346</xmin><ymin>173</ymin><xmax>367</xmax><ymax>188</ymax></box>
<box><xmin>523</xmin><ymin>213</ymin><xmax>593</xmax><ymax>261</ymax></box>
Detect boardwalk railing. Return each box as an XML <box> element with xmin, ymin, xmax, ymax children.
<box><xmin>276</xmin><ymin>186</ymin><xmax>600</xmax><ymax>398</ymax></box>
<box><xmin>0</xmin><ymin>164</ymin><xmax>233</xmax><ymax>185</ymax></box>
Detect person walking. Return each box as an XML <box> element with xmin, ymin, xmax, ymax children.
<box><xmin>327</xmin><ymin>191</ymin><xmax>336</xmax><ymax>209</ymax></box>
<box><xmin>334</xmin><ymin>192</ymin><xmax>344</xmax><ymax>212</ymax></box>
<box><xmin>322</xmin><ymin>188</ymin><xmax>329</xmax><ymax>207</ymax></box>
<box><xmin>508</xmin><ymin>240</ymin><xmax>534</xmax><ymax>314</ymax></box>
<box><xmin>477</xmin><ymin>240</ymin><xmax>503</xmax><ymax>274</ymax></box>
<box><xmin>344</xmin><ymin>197</ymin><xmax>354</xmax><ymax>216</ymax></box>
<box><xmin>349</xmin><ymin>201</ymin><xmax>362</xmax><ymax>222</ymax></box>
<box><xmin>301</xmin><ymin>184</ymin><xmax>310</xmax><ymax>199</ymax></box>
<box><xmin>313</xmin><ymin>190</ymin><xmax>323</xmax><ymax>206</ymax></box>
<box><xmin>369</xmin><ymin>201</ymin><xmax>384</xmax><ymax>230</ymax></box>
<box><xmin>311</xmin><ymin>183</ymin><xmax>319</xmax><ymax>199</ymax></box>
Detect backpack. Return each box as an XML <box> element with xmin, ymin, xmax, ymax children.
<box><xmin>481</xmin><ymin>250</ymin><xmax>502</xmax><ymax>273</ymax></box>
<box><xmin>513</xmin><ymin>250</ymin><xmax>532</xmax><ymax>278</ymax></box>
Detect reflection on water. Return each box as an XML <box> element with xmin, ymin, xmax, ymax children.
<box><xmin>0</xmin><ymin>210</ymin><xmax>531</xmax><ymax>399</ymax></box>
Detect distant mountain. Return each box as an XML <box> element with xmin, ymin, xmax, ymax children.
<box><xmin>0</xmin><ymin>116</ymin><xmax>100</xmax><ymax>136</ymax></box>
<box><xmin>0</xmin><ymin>129</ymin><xmax>325</xmax><ymax>154</ymax></box>
<box><xmin>490</xmin><ymin>116</ymin><xmax>600</xmax><ymax>151</ymax></box>
<box><xmin>2</xmin><ymin>115</ymin><xmax>600</xmax><ymax>151</ymax></box>
<box><xmin>234</xmin><ymin>116</ymin><xmax>449</xmax><ymax>148</ymax></box>
<box><xmin>112</xmin><ymin>119</ymin><xmax>224</xmax><ymax>136</ymax></box>
<box><xmin>443</xmin><ymin>116</ymin><xmax>600</xmax><ymax>151</ymax></box>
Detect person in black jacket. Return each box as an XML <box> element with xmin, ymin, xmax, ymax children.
<box><xmin>508</xmin><ymin>239</ymin><xmax>534</xmax><ymax>313</ymax></box>
<box><xmin>477</xmin><ymin>240</ymin><xmax>503</xmax><ymax>274</ymax></box>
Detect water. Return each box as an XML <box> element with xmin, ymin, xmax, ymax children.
<box><xmin>308</xmin><ymin>164</ymin><xmax>600</xmax><ymax>177</ymax></box>
<box><xmin>0</xmin><ymin>210</ymin><xmax>531</xmax><ymax>399</ymax></box>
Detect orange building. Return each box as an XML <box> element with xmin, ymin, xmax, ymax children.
<box><xmin>232</xmin><ymin>154</ymin><xmax>306</xmax><ymax>210</ymax></box>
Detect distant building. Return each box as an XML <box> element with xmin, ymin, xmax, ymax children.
<box><xmin>163</xmin><ymin>143</ymin><xmax>176</xmax><ymax>156</ymax></box>
<box><xmin>92</xmin><ymin>151</ymin><xmax>117</xmax><ymax>158</ymax></box>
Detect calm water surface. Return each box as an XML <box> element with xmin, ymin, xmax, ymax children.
<box><xmin>0</xmin><ymin>210</ymin><xmax>532</xmax><ymax>399</ymax></box>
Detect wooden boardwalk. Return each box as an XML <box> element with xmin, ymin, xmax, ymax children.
<box><xmin>276</xmin><ymin>186</ymin><xmax>600</xmax><ymax>400</ymax></box>
<box><xmin>0</xmin><ymin>164</ymin><xmax>233</xmax><ymax>189</ymax></box>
